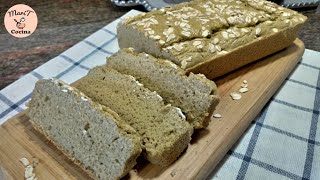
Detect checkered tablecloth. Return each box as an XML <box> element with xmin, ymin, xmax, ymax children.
<box><xmin>0</xmin><ymin>10</ymin><xmax>319</xmax><ymax>180</ymax></box>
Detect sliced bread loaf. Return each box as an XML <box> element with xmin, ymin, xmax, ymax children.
<box><xmin>107</xmin><ymin>48</ymin><xmax>220</xmax><ymax>129</ymax></box>
<box><xmin>27</xmin><ymin>79</ymin><xmax>142</xmax><ymax>180</ymax></box>
<box><xmin>73</xmin><ymin>67</ymin><xmax>193</xmax><ymax>166</ymax></box>
<box><xmin>117</xmin><ymin>0</ymin><xmax>307</xmax><ymax>79</ymax></box>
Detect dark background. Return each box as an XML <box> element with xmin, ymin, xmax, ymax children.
<box><xmin>0</xmin><ymin>0</ymin><xmax>319</xmax><ymax>90</ymax></box>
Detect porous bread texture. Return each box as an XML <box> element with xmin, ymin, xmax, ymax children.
<box><xmin>107</xmin><ymin>48</ymin><xmax>220</xmax><ymax>129</ymax></box>
<box><xmin>27</xmin><ymin>79</ymin><xmax>142</xmax><ymax>180</ymax></box>
<box><xmin>117</xmin><ymin>0</ymin><xmax>307</xmax><ymax>79</ymax></box>
<box><xmin>73</xmin><ymin>67</ymin><xmax>193</xmax><ymax>166</ymax></box>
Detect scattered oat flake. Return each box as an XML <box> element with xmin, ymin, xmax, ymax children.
<box><xmin>241</xmin><ymin>28</ymin><xmax>250</xmax><ymax>33</ymax></box>
<box><xmin>181</xmin><ymin>31</ymin><xmax>191</xmax><ymax>37</ymax></box>
<box><xmin>83</xmin><ymin>130</ymin><xmax>87</xmax><ymax>135</ymax></box>
<box><xmin>213</xmin><ymin>38</ymin><xmax>219</xmax><ymax>44</ymax></box>
<box><xmin>25</xmin><ymin>165</ymin><xmax>33</xmax><ymax>179</ymax></box>
<box><xmin>167</xmin><ymin>27</ymin><xmax>174</xmax><ymax>34</ymax></box>
<box><xmin>197</xmin><ymin>45</ymin><xmax>203</xmax><ymax>49</ymax></box>
<box><xmin>234</xmin><ymin>31</ymin><xmax>241</xmax><ymax>37</ymax></box>
<box><xmin>185</xmin><ymin>57</ymin><xmax>192</xmax><ymax>62</ymax></box>
<box><xmin>202</xmin><ymin>30</ymin><xmax>210</xmax><ymax>37</ymax></box>
<box><xmin>222</xmin><ymin>31</ymin><xmax>229</xmax><ymax>39</ymax></box>
<box><xmin>26</xmin><ymin>173</ymin><xmax>36</xmax><ymax>180</ymax></box>
<box><xmin>170</xmin><ymin>169</ymin><xmax>177</xmax><ymax>177</ymax></box>
<box><xmin>255</xmin><ymin>28</ymin><xmax>261</xmax><ymax>36</ymax></box>
<box><xmin>241</xmin><ymin>84</ymin><xmax>248</xmax><ymax>88</ymax></box>
<box><xmin>239</xmin><ymin>87</ymin><xmax>249</xmax><ymax>93</ymax></box>
<box><xmin>20</xmin><ymin>158</ymin><xmax>30</xmax><ymax>167</ymax></box>
<box><xmin>173</xmin><ymin>44</ymin><xmax>183</xmax><ymax>51</ymax></box>
<box><xmin>180</xmin><ymin>22</ymin><xmax>187</xmax><ymax>27</ymax></box>
<box><xmin>193</xmin><ymin>41</ymin><xmax>202</xmax><ymax>46</ymax></box>
<box><xmin>215</xmin><ymin>45</ymin><xmax>222</xmax><ymax>52</ymax></box>
<box><xmin>213</xmin><ymin>113</ymin><xmax>222</xmax><ymax>118</ymax></box>
<box><xmin>245</xmin><ymin>16</ymin><xmax>251</xmax><ymax>23</ymax></box>
<box><xmin>243</xmin><ymin>80</ymin><xmax>248</xmax><ymax>84</ymax></box>
<box><xmin>181</xmin><ymin>14</ymin><xmax>188</xmax><ymax>19</ymax></box>
<box><xmin>166</xmin><ymin>34</ymin><xmax>176</xmax><ymax>42</ymax></box>
<box><xmin>81</xmin><ymin>96</ymin><xmax>89</xmax><ymax>101</ymax></box>
<box><xmin>181</xmin><ymin>60</ymin><xmax>188</xmax><ymax>69</ymax></box>
<box><xmin>159</xmin><ymin>40</ymin><xmax>165</xmax><ymax>45</ymax></box>
<box><xmin>153</xmin><ymin>35</ymin><xmax>161</xmax><ymax>40</ymax></box>
<box><xmin>20</xmin><ymin>157</ymin><xmax>38</xmax><ymax>180</ymax></box>
<box><xmin>230</xmin><ymin>92</ymin><xmax>242</xmax><ymax>100</ymax></box>
<box><xmin>208</xmin><ymin>43</ymin><xmax>216</xmax><ymax>53</ymax></box>
<box><xmin>265</xmin><ymin>20</ymin><xmax>273</xmax><ymax>24</ymax></box>
<box><xmin>218</xmin><ymin>50</ymin><xmax>228</xmax><ymax>55</ymax></box>
<box><xmin>282</xmin><ymin>12</ymin><xmax>291</xmax><ymax>17</ymax></box>
<box><xmin>229</xmin><ymin>34</ymin><xmax>236</xmax><ymax>38</ymax></box>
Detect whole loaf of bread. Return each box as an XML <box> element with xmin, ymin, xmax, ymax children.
<box><xmin>117</xmin><ymin>0</ymin><xmax>307</xmax><ymax>79</ymax></box>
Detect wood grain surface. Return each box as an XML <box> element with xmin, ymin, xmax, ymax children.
<box><xmin>0</xmin><ymin>39</ymin><xmax>305</xmax><ymax>180</ymax></box>
<box><xmin>0</xmin><ymin>0</ymin><xmax>319</xmax><ymax>91</ymax></box>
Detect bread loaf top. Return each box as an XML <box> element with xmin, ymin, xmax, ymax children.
<box><xmin>119</xmin><ymin>0</ymin><xmax>307</xmax><ymax>69</ymax></box>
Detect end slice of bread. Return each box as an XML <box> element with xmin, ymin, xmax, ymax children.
<box><xmin>27</xmin><ymin>79</ymin><xmax>142</xmax><ymax>180</ymax></box>
<box><xmin>107</xmin><ymin>48</ymin><xmax>220</xmax><ymax>129</ymax></box>
<box><xmin>73</xmin><ymin>67</ymin><xmax>193</xmax><ymax>166</ymax></box>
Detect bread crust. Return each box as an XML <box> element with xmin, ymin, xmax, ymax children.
<box><xmin>186</xmin><ymin>23</ymin><xmax>305</xmax><ymax>79</ymax></box>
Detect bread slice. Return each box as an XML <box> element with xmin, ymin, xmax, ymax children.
<box><xmin>73</xmin><ymin>67</ymin><xmax>193</xmax><ymax>166</ymax></box>
<box><xmin>27</xmin><ymin>79</ymin><xmax>142</xmax><ymax>180</ymax></box>
<box><xmin>107</xmin><ymin>48</ymin><xmax>220</xmax><ymax>129</ymax></box>
<box><xmin>117</xmin><ymin>0</ymin><xmax>307</xmax><ymax>79</ymax></box>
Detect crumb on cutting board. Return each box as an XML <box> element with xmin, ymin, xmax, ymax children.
<box><xmin>19</xmin><ymin>157</ymin><xmax>38</xmax><ymax>180</ymax></box>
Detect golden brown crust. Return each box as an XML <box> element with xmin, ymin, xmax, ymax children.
<box><xmin>186</xmin><ymin>23</ymin><xmax>305</xmax><ymax>79</ymax></box>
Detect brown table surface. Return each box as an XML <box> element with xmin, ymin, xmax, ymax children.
<box><xmin>0</xmin><ymin>1</ymin><xmax>319</xmax><ymax>90</ymax></box>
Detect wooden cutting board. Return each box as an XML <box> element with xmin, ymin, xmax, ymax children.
<box><xmin>0</xmin><ymin>39</ymin><xmax>305</xmax><ymax>180</ymax></box>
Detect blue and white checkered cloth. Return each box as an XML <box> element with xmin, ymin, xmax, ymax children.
<box><xmin>0</xmin><ymin>10</ymin><xmax>319</xmax><ymax>180</ymax></box>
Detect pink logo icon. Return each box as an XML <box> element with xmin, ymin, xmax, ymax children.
<box><xmin>4</xmin><ymin>4</ymin><xmax>38</xmax><ymax>38</ymax></box>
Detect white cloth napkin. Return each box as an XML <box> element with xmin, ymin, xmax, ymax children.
<box><xmin>0</xmin><ymin>10</ymin><xmax>319</xmax><ymax>180</ymax></box>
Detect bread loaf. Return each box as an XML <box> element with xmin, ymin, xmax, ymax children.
<box><xmin>73</xmin><ymin>67</ymin><xmax>193</xmax><ymax>166</ymax></box>
<box><xmin>107</xmin><ymin>48</ymin><xmax>220</xmax><ymax>129</ymax></box>
<box><xmin>117</xmin><ymin>0</ymin><xmax>307</xmax><ymax>79</ymax></box>
<box><xmin>27</xmin><ymin>79</ymin><xmax>142</xmax><ymax>180</ymax></box>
